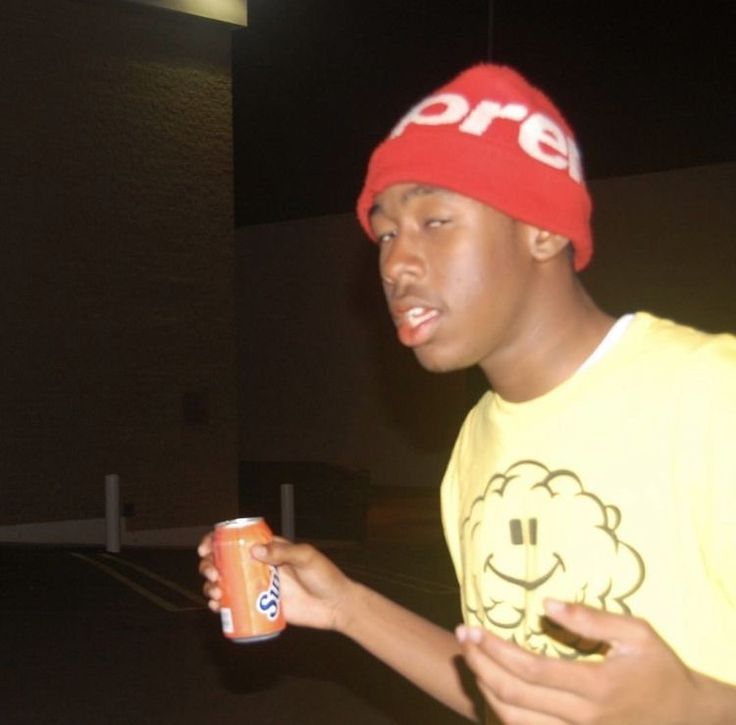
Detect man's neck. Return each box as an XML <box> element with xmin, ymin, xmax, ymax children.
<box><xmin>481</xmin><ymin>277</ymin><xmax>616</xmax><ymax>403</ymax></box>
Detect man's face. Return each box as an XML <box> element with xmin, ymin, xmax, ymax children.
<box><xmin>369</xmin><ymin>183</ymin><xmax>536</xmax><ymax>374</ymax></box>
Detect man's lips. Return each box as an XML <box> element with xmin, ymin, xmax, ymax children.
<box><xmin>391</xmin><ymin>305</ymin><xmax>441</xmax><ymax>347</ymax></box>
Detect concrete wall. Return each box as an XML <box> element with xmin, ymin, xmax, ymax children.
<box><xmin>237</xmin><ymin>163</ymin><xmax>736</xmax><ymax>491</ymax></box>
<box><xmin>1</xmin><ymin>0</ymin><xmax>732</xmax><ymax>543</ymax></box>
<box><xmin>236</xmin><ymin>214</ymin><xmax>472</xmax><ymax>491</ymax></box>
<box><xmin>0</xmin><ymin>0</ymin><xmax>238</xmax><ymax>532</ymax></box>
<box><xmin>586</xmin><ymin>162</ymin><xmax>736</xmax><ymax>332</ymax></box>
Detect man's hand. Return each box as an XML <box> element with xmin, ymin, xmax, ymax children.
<box><xmin>198</xmin><ymin>532</ymin><xmax>478</xmax><ymax>718</ymax></box>
<box><xmin>197</xmin><ymin>533</ymin><xmax>356</xmax><ymax>632</ymax></box>
<box><xmin>457</xmin><ymin>599</ymin><xmax>734</xmax><ymax>724</ymax></box>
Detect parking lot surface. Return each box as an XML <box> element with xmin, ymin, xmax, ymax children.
<box><xmin>2</xmin><ymin>502</ymin><xmax>469</xmax><ymax>724</ymax></box>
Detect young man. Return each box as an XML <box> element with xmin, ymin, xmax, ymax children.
<box><xmin>200</xmin><ymin>64</ymin><xmax>736</xmax><ymax>723</ymax></box>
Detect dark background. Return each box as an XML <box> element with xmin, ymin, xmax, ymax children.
<box><xmin>1</xmin><ymin>0</ymin><xmax>734</xmax><ymax>538</ymax></box>
<box><xmin>233</xmin><ymin>0</ymin><xmax>735</xmax><ymax>227</ymax></box>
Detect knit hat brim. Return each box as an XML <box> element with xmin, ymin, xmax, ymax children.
<box><xmin>356</xmin><ymin>64</ymin><xmax>593</xmax><ymax>271</ymax></box>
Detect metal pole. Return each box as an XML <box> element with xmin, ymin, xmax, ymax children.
<box><xmin>105</xmin><ymin>474</ymin><xmax>121</xmax><ymax>553</ymax></box>
<box><xmin>280</xmin><ymin>483</ymin><xmax>295</xmax><ymax>540</ymax></box>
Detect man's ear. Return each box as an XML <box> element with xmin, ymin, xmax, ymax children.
<box><xmin>527</xmin><ymin>227</ymin><xmax>570</xmax><ymax>263</ymax></box>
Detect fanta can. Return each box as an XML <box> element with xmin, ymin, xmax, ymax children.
<box><xmin>212</xmin><ymin>517</ymin><xmax>286</xmax><ymax>643</ymax></box>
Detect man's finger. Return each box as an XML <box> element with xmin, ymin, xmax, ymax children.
<box><xmin>485</xmin><ymin>693</ymin><xmax>567</xmax><ymax>725</ymax></box>
<box><xmin>251</xmin><ymin>540</ymin><xmax>318</xmax><ymax>567</ymax></box>
<box><xmin>458</xmin><ymin>625</ymin><xmax>600</xmax><ymax>697</ymax></box>
<box><xmin>199</xmin><ymin>560</ymin><xmax>219</xmax><ymax>581</ymax></box>
<box><xmin>459</xmin><ymin>635</ymin><xmax>587</xmax><ymax>721</ymax></box>
<box><xmin>197</xmin><ymin>532</ymin><xmax>213</xmax><ymax>557</ymax></box>
<box><xmin>544</xmin><ymin>599</ymin><xmax>648</xmax><ymax>652</ymax></box>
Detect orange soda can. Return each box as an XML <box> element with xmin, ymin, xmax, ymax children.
<box><xmin>213</xmin><ymin>517</ymin><xmax>286</xmax><ymax>643</ymax></box>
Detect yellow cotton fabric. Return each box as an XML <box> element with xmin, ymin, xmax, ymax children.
<box><xmin>441</xmin><ymin>312</ymin><xmax>736</xmax><ymax>684</ymax></box>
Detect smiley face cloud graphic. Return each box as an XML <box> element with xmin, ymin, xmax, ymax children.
<box><xmin>460</xmin><ymin>460</ymin><xmax>645</xmax><ymax>658</ymax></box>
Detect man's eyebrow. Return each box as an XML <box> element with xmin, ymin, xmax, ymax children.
<box><xmin>402</xmin><ymin>184</ymin><xmax>444</xmax><ymax>203</ymax></box>
<box><xmin>368</xmin><ymin>185</ymin><xmax>448</xmax><ymax>219</ymax></box>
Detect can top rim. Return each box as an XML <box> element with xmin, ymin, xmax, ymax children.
<box><xmin>215</xmin><ymin>516</ymin><xmax>264</xmax><ymax>529</ymax></box>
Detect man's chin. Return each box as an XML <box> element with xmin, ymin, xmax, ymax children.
<box><xmin>412</xmin><ymin>347</ymin><xmax>472</xmax><ymax>374</ymax></box>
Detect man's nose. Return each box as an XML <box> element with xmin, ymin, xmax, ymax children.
<box><xmin>379</xmin><ymin>229</ymin><xmax>425</xmax><ymax>288</ymax></box>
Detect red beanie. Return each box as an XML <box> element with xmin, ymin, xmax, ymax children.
<box><xmin>356</xmin><ymin>64</ymin><xmax>593</xmax><ymax>271</ymax></box>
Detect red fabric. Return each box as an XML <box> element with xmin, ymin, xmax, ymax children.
<box><xmin>356</xmin><ymin>64</ymin><xmax>593</xmax><ymax>271</ymax></box>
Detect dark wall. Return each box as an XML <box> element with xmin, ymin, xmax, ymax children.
<box><xmin>232</xmin><ymin>2</ymin><xmax>735</xmax><ymax>491</ymax></box>
<box><xmin>490</xmin><ymin>1</ymin><xmax>736</xmax><ymax>179</ymax></box>
<box><xmin>232</xmin><ymin>0</ymin><xmax>491</xmax><ymax>226</ymax></box>
<box><xmin>232</xmin><ymin>1</ymin><xmax>735</xmax><ymax>227</ymax></box>
<box><xmin>236</xmin><ymin>214</ymin><xmax>471</xmax><ymax>490</ymax></box>
<box><xmin>3</xmin><ymin>1</ymin><xmax>732</xmax><ymax>534</ymax></box>
<box><xmin>585</xmin><ymin>163</ymin><xmax>736</xmax><ymax>331</ymax></box>
<box><xmin>236</xmin><ymin>164</ymin><xmax>736</xmax><ymax>492</ymax></box>
<box><xmin>0</xmin><ymin>0</ymin><xmax>238</xmax><ymax>529</ymax></box>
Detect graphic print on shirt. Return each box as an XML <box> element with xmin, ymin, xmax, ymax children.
<box><xmin>460</xmin><ymin>460</ymin><xmax>645</xmax><ymax>659</ymax></box>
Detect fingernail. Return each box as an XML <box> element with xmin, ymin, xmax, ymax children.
<box><xmin>456</xmin><ymin>626</ymin><xmax>483</xmax><ymax>644</ymax></box>
<box><xmin>466</xmin><ymin>627</ymin><xmax>483</xmax><ymax>643</ymax></box>
<box><xmin>544</xmin><ymin>598</ymin><xmax>565</xmax><ymax>616</ymax></box>
<box><xmin>251</xmin><ymin>544</ymin><xmax>266</xmax><ymax>559</ymax></box>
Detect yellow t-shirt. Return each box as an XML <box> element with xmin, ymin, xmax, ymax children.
<box><xmin>441</xmin><ymin>312</ymin><xmax>736</xmax><ymax>684</ymax></box>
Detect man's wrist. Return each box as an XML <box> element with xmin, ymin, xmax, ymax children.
<box><xmin>332</xmin><ymin>578</ymin><xmax>366</xmax><ymax>636</ymax></box>
<box><xmin>692</xmin><ymin>672</ymin><xmax>736</xmax><ymax>724</ymax></box>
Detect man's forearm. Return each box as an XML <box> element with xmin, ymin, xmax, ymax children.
<box><xmin>335</xmin><ymin>581</ymin><xmax>477</xmax><ymax>720</ymax></box>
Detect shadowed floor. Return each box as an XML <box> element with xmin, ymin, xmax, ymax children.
<box><xmin>1</xmin><ymin>488</ymin><xmax>470</xmax><ymax>724</ymax></box>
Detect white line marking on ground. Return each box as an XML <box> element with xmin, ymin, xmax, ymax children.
<box><xmin>98</xmin><ymin>552</ymin><xmax>207</xmax><ymax>606</ymax></box>
<box><xmin>70</xmin><ymin>553</ymin><xmax>205</xmax><ymax>612</ymax></box>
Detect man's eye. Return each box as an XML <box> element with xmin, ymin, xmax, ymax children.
<box><xmin>376</xmin><ymin>230</ymin><xmax>396</xmax><ymax>244</ymax></box>
<box><xmin>426</xmin><ymin>218</ymin><xmax>450</xmax><ymax>229</ymax></box>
